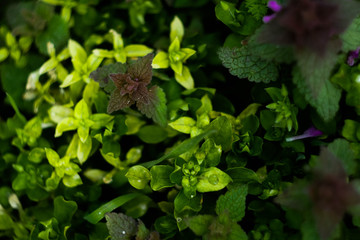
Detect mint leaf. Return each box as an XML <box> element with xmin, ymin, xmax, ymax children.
<box><xmin>228</xmin><ymin>223</ymin><xmax>248</xmax><ymax>240</ymax></box>
<box><xmin>105</xmin><ymin>212</ymin><xmax>137</xmax><ymax>240</ymax></box>
<box><xmin>185</xmin><ymin>215</ymin><xmax>214</xmax><ymax>236</ymax></box>
<box><xmin>90</xmin><ymin>62</ymin><xmax>126</xmax><ymax>93</ymax></box>
<box><xmin>341</xmin><ymin>17</ymin><xmax>360</xmax><ymax>52</ymax></box>
<box><xmin>136</xmin><ymin>86</ymin><xmax>168</xmax><ymax>127</ymax></box>
<box><xmin>218</xmin><ymin>47</ymin><xmax>278</xmax><ymax>83</ymax></box>
<box><xmin>293</xmin><ymin>67</ymin><xmax>341</xmax><ymax>122</ymax></box>
<box><xmin>216</xmin><ymin>184</ymin><xmax>248</xmax><ymax>222</ymax></box>
<box><xmin>244</xmin><ymin>0</ymin><xmax>268</xmax><ymax>20</ymax></box>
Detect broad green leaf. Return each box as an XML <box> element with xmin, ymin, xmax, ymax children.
<box><xmin>39</xmin><ymin>58</ymin><xmax>58</xmax><ymax>74</ymax></box>
<box><xmin>60</xmin><ymin>72</ymin><xmax>82</xmax><ymax>88</ymax></box>
<box><xmin>141</xmin><ymin>130</ymin><xmax>216</xmax><ymax>168</ymax></box>
<box><xmin>63</xmin><ymin>173</ymin><xmax>82</xmax><ymax>187</ymax></box>
<box><xmin>215</xmin><ymin>1</ymin><xmax>240</xmax><ymax>31</ymax></box>
<box><xmin>55</xmin><ymin>117</ymin><xmax>79</xmax><ymax>137</ymax></box>
<box><xmin>24</xmin><ymin>117</ymin><xmax>42</xmax><ymax>139</ymax></box>
<box><xmin>341</xmin><ymin>17</ymin><xmax>360</xmax><ymax>52</ymax></box>
<box><xmin>126</xmin><ymin>146</ymin><xmax>143</xmax><ymax>165</ymax></box>
<box><xmin>170</xmin><ymin>16</ymin><xmax>184</xmax><ymax>43</ymax></box>
<box><xmin>169</xmin><ymin>117</ymin><xmax>196</xmax><ymax>134</ymax></box>
<box><xmin>293</xmin><ymin>67</ymin><xmax>341</xmax><ymax>122</ymax></box>
<box><xmin>196</xmin><ymin>95</ymin><xmax>213</xmax><ymax>117</ymax></box>
<box><xmin>152</xmin><ymin>52</ymin><xmax>169</xmax><ymax>69</ymax></box>
<box><xmin>174</xmin><ymin>190</ymin><xmax>202</xmax><ymax>212</ymax></box>
<box><xmin>197</xmin><ymin>167</ymin><xmax>232</xmax><ymax>192</ymax></box>
<box><xmin>138</xmin><ymin>125</ymin><xmax>167</xmax><ymax>144</ymax></box>
<box><xmin>28</xmin><ymin>148</ymin><xmax>45</xmax><ymax>164</ymax></box>
<box><xmin>228</xmin><ymin>222</ymin><xmax>248</xmax><ymax>240</ymax></box>
<box><xmin>185</xmin><ymin>215</ymin><xmax>214</xmax><ymax>236</ymax></box>
<box><xmin>54</xmin><ymin>196</ymin><xmax>77</xmax><ymax>225</ymax></box>
<box><xmin>77</xmin><ymin>125</ymin><xmax>90</xmax><ymax>143</ymax></box>
<box><xmin>342</xmin><ymin>119</ymin><xmax>360</xmax><ymax>142</ymax></box>
<box><xmin>226</xmin><ymin>167</ymin><xmax>260</xmax><ymax>183</ymax></box>
<box><xmin>68</xmin><ymin>39</ymin><xmax>87</xmax><ymax>64</ymax></box>
<box><xmin>0</xmin><ymin>48</ymin><xmax>9</xmax><ymax>62</ymax></box>
<box><xmin>90</xmin><ymin>114</ymin><xmax>114</xmax><ymax>129</ymax></box>
<box><xmin>207</xmin><ymin>116</ymin><xmax>233</xmax><ymax>151</ymax></box>
<box><xmin>150</xmin><ymin>165</ymin><xmax>175</xmax><ymax>191</ymax></box>
<box><xmin>125</xmin><ymin>165</ymin><xmax>151</xmax><ymax>190</ymax></box>
<box><xmin>0</xmin><ymin>206</ymin><xmax>15</xmax><ymax>230</ymax></box>
<box><xmin>45</xmin><ymin>148</ymin><xmax>60</xmax><ymax>167</ymax></box>
<box><xmin>84</xmin><ymin>193</ymin><xmax>142</xmax><ymax>224</ymax></box>
<box><xmin>74</xmin><ymin>99</ymin><xmax>90</xmax><ymax>120</ymax></box>
<box><xmin>78</xmin><ymin>136</ymin><xmax>92</xmax><ymax>164</ymax></box>
<box><xmin>174</xmin><ymin>66</ymin><xmax>194</xmax><ymax>89</ymax></box>
<box><xmin>124</xmin><ymin>45</ymin><xmax>153</xmax><ymax>57</ymax></box>
<box><xmin>216</xmin><ymin>184</ymin><xmax>248</xmax><ymax>222</ymax></box>
<box><xmin>218</xmin><ymin>47</ymin><xmax>278</xmax><ymax>83</ymax></box>
<box><xmin>197</xmin><ymin>139</ymin><xmax>222</xmax><ymax>167</ymax></box>
<box><xmin>105</xmin><ymin>213</ymin><xmax>137</xmax><ymax>240</ymax></box>
<box><xmin>48</xmin><ymin>105</ymin><xmax>74</xmax><ymax>124</ymax></box>
<box><xmin>328</xmin><ymin>139</ymin><xmax>356</xmax><ymax>176</ymax></box>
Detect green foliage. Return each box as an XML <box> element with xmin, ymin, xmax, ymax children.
<box><xmin>218</xmin><ymin>47</ymin><xmax>279</xmax><ymax>83</ymax></box>
<box><xmin>1</xmin><ymin>0</ymin><xmax>360</xmax><ymax>239</ymax></box>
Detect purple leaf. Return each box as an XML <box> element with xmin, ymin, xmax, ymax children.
<box><xmin>89</xmin><ymin>62</ymin><xmax>126</xmax><ymax>93</ymax></box>
<box><xmin>107</xmin><ymin>89</ymin><xmax>135</xmax><ymax>114</ymax></box>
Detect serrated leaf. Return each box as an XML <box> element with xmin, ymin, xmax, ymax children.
<box><xmin>216</xmin><ymin>184</ymin><xmax>248</xmax><ymax>222</ymax></box>
<box><xmin>293</xmin><ymin>67</ymin><xmax>341</xmax><ymax>121</ymax></box>
<box><xmin>341</xmin><ymin>17</ymin><xmax>360</xmax><ymax>52</ymax></box>
<box><xmin>185</xmin><ymin>215</ymin><xmax>214</xmax><ymax>236</ymax></box>
<box><xmin>136</xmin><ymin>86</ymin><xmax>167</xmax><ymax>127</ymax></box>
<box><xmin>245</xmin><ymin>0</ymin><xmax>268</xmax><ymax>20</ymax></box>
<box><xmin>105</xmin><ymin>212</ymin><xmax>138</xmax><ymax>240</ymax></box>
<box><xmin>218</xmin><ymin>47</ymin><xmax>278</xmax><ymax>83</ymax></box>
<box><xmin>89</xmin><ymin>62</ymin><xmax>126</xmax><ymax>92</ymax></box>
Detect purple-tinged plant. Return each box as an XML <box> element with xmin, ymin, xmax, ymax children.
<box><xmin>90</xmin><ymin>53</ymin><xmax>167</xmax><ymax>126</ymax></box>
<box><xmin>285</xmin><ymin>126</ymin><xmax>323</xmax><ymax>142</ymax></box>
<box><xmin>259</xmin><ymin>0</ymin><xmax>360</xmax><ymax>55</ymax></box>
<box><xmin>263</xmin><ymin>1</ymin><xmax>282</xmax><ymax>23</ymax></box>
<box><xmin>276</xmin><ymin>148</ymin><xmax>360</xmax><ymax>240</ymax></box>
<box><xmin>347</xmin><ymin>47</ymin><xmax>360</xmax><ymax>66</ymax></box>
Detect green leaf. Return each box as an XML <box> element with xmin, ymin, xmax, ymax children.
<box><xmin>0</xmin><ymin>206</ymin><xmax>15</xmax><ymax>230</ymax></box>
<box><xmin>78</xmin><ymin>136</ymin><xmax>92</xmax><ymax>164</ymax></box>
<box><xmin>228</xmin><ymin>223</ymin><xmax>248</xmax><ymax>240</ymax></box>
<box><xmin>84</xmin><ymin>193</ymin><xmax>142</xmax><ymax>224</ymax></box>
<box><xmin>55</xmin><ymin>117</ymin><xmax>79</xmax><ymax>137</ymax></box>
<box><xmin>185</xmin><ymin>215</ymin><xmax>214</xmax><ymax>236</ymax></box>
<box><xmin>74</xmin><ymin>99</ymin><xmax>90</xmax><ymax>120</ymax></box>
<box><xmin>152</xmin><ymin>52</ymin><xmax>169</xmax><ymax>69</ymax></box>
<box><xmin>68</xmin><ymin>39</ymin><xmax>87</xmax><ymax>64</ymax></box>
<box><xmin>141</xmin><ymin>130</ymin><xmax>217</xmax><ymax>168</ymax></box>
<box><xmin>293</xmin><ymin>67</ymin><xmax>341</xmax><ymax>121</ymax></box>
<box><xmin>48</xmin><ymin>105</ymin><xmax>74</xmax><ymax>124</ymax></box>
<box><xmin>169</xmin><ymin>116</ymin><xmax>196</xmax><ymax>134</ymax></box>
<box><xmin>45</xmin><ymin>148</ymin><xmax>60</xmax><ymax>167</ymax></box>
<box><xmin>174</xmin><ymin>190</ymin><xmax>202</xmax><ymax>212</ymax></box>
<box><xmin>328</xmin><ymin>139</ymin><xmax>356</xmax><ymax>176</ymax></box>
<box><xmin>125</xmin><ymin>165</ymin><xmax>151</xmax><ymax>189</ymax></box>
<box><xmin>28</xmin><ymin>148</ymin><xmax>45</xmax><ymax>164</ymax></box>
<box><xmin>341</xmin><ymin>17</ymin><xmax>360</xmax><ymax>52</ymax></box>
<box><xmin>54</xmin><ymin>196</ymin><xmax>77</xmax><ymax>225</ymax></box>
<box><xmin>138</xmin><ymin>125</ymin><xmax>167</xmax><ymax>144</ymax></box>
<box><xmin>137</xmin><ymin>86</ymin><xmax>168</xmax><ymax>127</ymax></box>
<box><xmin>124</xmin><ymin>45</ymin><xmax>153</xmax><ymax>57</ymax></box>
<box><xmin>215</xmin><ymin>1</ymin><xmax>241</xmax><ymax>31</ymax></box>
<box><xmin>197</xmin><ymin>139</ymin><xmax>222</xmax><ymax>167</ymax></box>
<box><xmin>218</xmin><ymin>47</ymin><xmax>278</xmax><ymax>83</ymax></box>
<box><xmin>150</xmin><ymin>165</ymin><xmax>175</xmax><ymax>191</ymax></box>
<box><xmin>174</xmin><ymin>66</ymin><xmax>194</xmax><ymax>89</ymax></box>
<box><xmin>207</xmin><ymin>116</ymin><xmax>233</xmax><ymax>151</ymax></box>
<box><xmin>342</xmin><ymin>119</ymin><xmax>360</xmax><ymax>142</ymax></box>
<box><xmin>244</xmin><ymin>0</ymin><xmax>268</xmax><ymax>20</ymax></box>
<box><xmin>35</xmin><ymin>15</ymin><xmax>69</xmax><ymax>55</ymax></box>
<box><xmin>226</xmin><ymin>167</ymin><xmax>260</xmax><ymax>183</ymax></box>
<box><xmin>105</xmin><ymin>212</ymin><xmax>138</xmax><ymax>240</ymax></box>
<box><xmin>170</xmin><ymin>16</ymin><xmax>184</xmax><ymax>43</ymax></box>
<box><xmin>197</xmin><ymin>167</ymin><xmax>232</xmax><ymax>192</ymax></box>
<box><xmin>216</xmin><ymin>184</ymin><xmax>248</xmax><ymax>222</ymax></box>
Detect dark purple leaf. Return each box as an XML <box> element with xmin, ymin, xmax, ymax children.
<box><xmin>90</xmin><ymin>62</ymin><xmax>126</xmax><ymax>92</ymax></box>
<box><xmin>107</xmin><ymin>89</ymin><xmax>135</xmax><ymax>114</ymax></box>
<box><xmin>127</xmin><ymin>53</ymin><xmax>154</xmax><ymax>85</ymax></box>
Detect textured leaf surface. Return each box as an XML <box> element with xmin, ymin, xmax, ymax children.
<box><xmin>216</xmin><ymin>184</ymin><xmax>248</xmax><ymax>222</ymax></box>
<box><xmin>105</xmin><ymin>212</ymin><xmax>137</xmax><ymax>240</ymax></box>
<box><xmin>89</xmin><ymin>62</ymin><xmax>126</xmax><ymax>93</ymax></box>
<box><xmin>245</xmin><ymin>0</ymin><xmax>268</xmax><ymax>20</ymax></box>
<box><xmin>293</xmin><ymin>67</ymin><xmax>341</xmax><ymax>122</ymax></box>
<box><xmin>341</xmin><ymin>17</ymin><xmax>360</xmax><ymax>52</ymax></box>
<box><xmin>218</xmin><ymin>47</ymin><xmax>278</xmax><ymax>83</ymax></box>
<box><xmin>136</xmin><ymin>86</ymin><xmax>167</xmax><ymax>127</ymax></box>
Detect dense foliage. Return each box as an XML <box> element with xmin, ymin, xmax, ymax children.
<box><xmin>1</xmin><ymin>0</ymin><xmax>360</xmax><ymax>239</ymax></box>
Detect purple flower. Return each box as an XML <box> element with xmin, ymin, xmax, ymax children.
<box><xmin>347</xmin><ymin>47</ymin><xmax>360</xmax><ymax>66</ymax></box>
<box><xmin>263</xmin><ymin>1</ymin><xmax>282</xmax><ymax>23</ymax></box>
<box><xmin>286</xmin><ymin>126</ymin><xmax>323</xmax><ymax>142</ymax></box>
<box><xmin>258</xmin><ymin>0</ymin><xmax>360</xmax><ymax>55</ymax></box>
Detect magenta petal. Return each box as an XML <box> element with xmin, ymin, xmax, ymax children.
<box><xmin>347</xmin><ymin>47</ymin><xmax>360</xmax><ymax>66</ymax></box>
<box><xmin>268</xmin><ymin>0</ymin><xmax>282</xmax><ymax>12</ymax></box>
<box><xmin>286</xmin><ymin>127</ymin><xmax>323</xmax><ymax>142</ymax></box>
<box><xmin>263</xmin><ymin>14</ymin><xmax>276</xmax><ymax>23</ymax></box>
